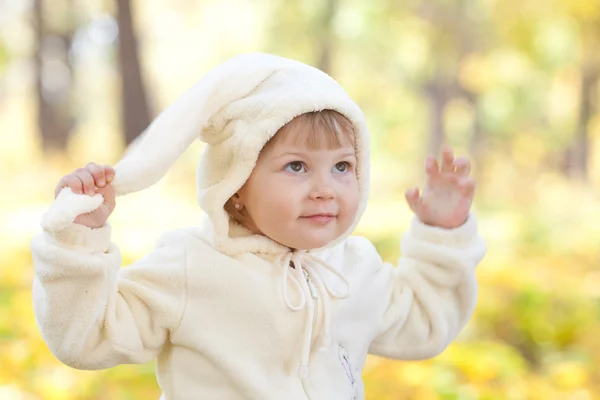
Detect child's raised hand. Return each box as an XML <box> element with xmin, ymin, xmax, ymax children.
<box><xmin>54</xmin><ymin>163</ymin><xmax>116</xmax><ymax>229</ymax></box>
<box><xmin>405</xmin><ymin>146</ymin><xmax>475</xmax><ymax>229</ymax></box>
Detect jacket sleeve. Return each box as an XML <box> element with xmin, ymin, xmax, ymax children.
<box><xmin>30</xmin><ymin>221</ymin><xmax>188</xmax><ymax>370</ymax></box>
<box><xmin>365</xmin><ymin>214</ymin><xmax>486</xmax><ymax>360</ymax></box>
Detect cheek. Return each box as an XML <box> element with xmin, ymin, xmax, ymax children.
<box><xmin>347</xmin><ymin>191</ymin><xmax>360</xmax><ymax>215</ymax></box>
<box><xmin>340</xmin><ymin>177</ymin><xmax>360</xmax><ymax>204</ymax></box>
<box><xmin>339</xmin><ymin>182</ymin><xmax>360</xmax><ymax>221</ymax></box>
<box><xmin>247</xmin><ymin>178</ymin><xmax>298</xmax><ymax>216</ymax></box>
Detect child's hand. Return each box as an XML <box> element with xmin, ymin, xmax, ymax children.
<box><xmin>54</xmin><ymin>163</ymin><xmax>116</xmax><ymax>229</ymax></box>
<box><xmin>405</xmin><ymin>146</ymin><xmax>475</xmax><ymax>229</ymax></box>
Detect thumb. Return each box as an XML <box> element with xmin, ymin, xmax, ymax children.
<box><xmin>404</xmin><ymin>187</ymin><xmax>420</xmax><ymax>214</ymax></box>
<box><xmin>95</xmin><ymin>184</ymin><xmax>116</xmax><ymax>207</ymax></box>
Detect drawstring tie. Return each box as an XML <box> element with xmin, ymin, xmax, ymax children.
<box><xmin>279</xmin><ymin>251</ymin><xmax>350</xmax><ymax>379</ymax></box>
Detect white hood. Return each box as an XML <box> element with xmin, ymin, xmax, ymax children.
<box><xmin>113</xmin><ymin>52</ymin><xmax>371</xmax><ymax>256</ymax></box>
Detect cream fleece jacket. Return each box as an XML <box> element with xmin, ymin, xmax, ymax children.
<box><xmin>31</xmin><ymin>211</ymin><xmax>486</xmax><ymax>400</ymax></box>
<box><xmin>31</xmin><ymin>53</ymin><xmax>487</xmax><ymax>399</ymax></box>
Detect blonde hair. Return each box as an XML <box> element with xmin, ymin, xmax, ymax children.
<box><xmin>224</xmin><ymin>109</ymin><xmax>355</xmax><ymax>223</ymax></box>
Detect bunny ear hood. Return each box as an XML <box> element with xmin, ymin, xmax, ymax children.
<box><xmin>112</xmin><ymin>53</ymin><xmax>371</xmax><ymax>255</ymax></box>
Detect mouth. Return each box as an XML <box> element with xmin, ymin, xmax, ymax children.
<box><xmin>301</xmin><ymin>214</ymin><xmax>337</xmax><ymax>223</ymax></box>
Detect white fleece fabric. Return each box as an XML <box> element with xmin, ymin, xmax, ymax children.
<box><xmin>31</xmin><ymin>53</ymin><xmax>487</xmax><ymax>400</ymax></box>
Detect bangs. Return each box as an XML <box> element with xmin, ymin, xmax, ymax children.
<box><xmin>266</xmin><ymin>110</ymin><xmax>355</xmax><ymax>151</ymax></box>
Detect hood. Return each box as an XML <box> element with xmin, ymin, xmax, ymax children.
<box><xmin>110</xmin><ymin>52</ymin><xmax>371</xmax><ymax>256</ymax></box>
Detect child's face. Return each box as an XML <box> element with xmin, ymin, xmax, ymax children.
<box><xmin>236</xmin><ymin>129</ymin><xmax>360</xmax><ymax>250</ymax></box>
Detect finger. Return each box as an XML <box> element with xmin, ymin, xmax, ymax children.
<box><xmin>86</xmin><ymin>162</ymin><xmax>106</xmax><ymax>187</ymax></box>
<box><xmin>458</xmin><ymin>178</ymin><xmax>476</xmax><ymax>196</ymax></box>
<box><xmin>446</xmin><ymin>173</ymin><xmax>461</xmax><ymax>184</ymax></box>
<box><xmin>96</xmin><ymin>184</ymin><xmax>116</xmax><ymax>210</ymax></box>
<box><xmin>54</xmin><ymin>176</ymin><xmax>69</xmax><ymax>198</ymax></box>
<box><xmin>454</xmin><ymin>157</ymin><xmax>471</xmax><ymax>177</ymax></box>
<box><xmin>104</xmin><ymin>165</ymin><xmax>116</xmax><ymax>183</ymax></box>
<box><xmin>404</xmin><ymin>187</ymin><xmax>420</xmax><ymax>213</ymax></box>
<box><xmin>405</xmin><ymin>187</ymin><xmax>420</xmax><ymax>203</ymax></box>
<box><xmin>441</xmin><ymin>146</ymin><xmax>455</xmax><ymax>173</ymax></box>
<box><xmin>74</xmin><ymin>169</ymin><xmax>96</xmax><ymax>195</ymax></box>
<box><xmin>425</xmin><ymin>156</ymin><xmax>439</xmax><ymax>177</ymax></box>
<box><xmin>59</xmin><ymin>174</ymin><xmax>84</xmax><ymax>196</ymax></box>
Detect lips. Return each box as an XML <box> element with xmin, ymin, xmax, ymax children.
<box><xmin>301</xmin><ymin>213</ymin><xmax>337</xmax><ymax>224</ymax></box>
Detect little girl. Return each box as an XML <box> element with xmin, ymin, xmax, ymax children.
<box><xmin>31</xmin><ymin>53</ymin><xmax>486</xmax><ymax>400</ymax></box>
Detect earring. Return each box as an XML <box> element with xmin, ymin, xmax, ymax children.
<box><xmin>234</xmin><ymin>203</ymin><xmax>241</xmax><ymax>210</ymax></box>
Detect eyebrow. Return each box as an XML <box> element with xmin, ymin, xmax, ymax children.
<box><xmin>274</xmin><ymin>150</ymin><xmax>356</xmax><ymax>160</ymax></box>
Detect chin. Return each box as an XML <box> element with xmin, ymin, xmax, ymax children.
<box><xmin>274</xmin><ymin>226</ymin><xmax>343</xmax><ymax>250</ymax></box>
<box><xmin>294</xmin><ymin>236</ymin><xmax>337</xmax><ymax>251</ymax></box>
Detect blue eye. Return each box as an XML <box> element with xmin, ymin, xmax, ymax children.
<box><xmin>285</xmin><ymin>162</ymin><xmax>306</xmax><ymax>173</ymax></box>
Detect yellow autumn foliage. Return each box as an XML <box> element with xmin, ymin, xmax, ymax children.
<box><xmin>1</xmin><ymin>150</ymin><xmax>598</xmax><ymax>399</ymax></box>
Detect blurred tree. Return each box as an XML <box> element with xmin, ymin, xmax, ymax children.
<box><xmin>414</xmin><ymin>0</ymin><xmax>489</xmax><ymax>159</ymax></box>
<box><xmin>33</xmin><ymin>0</ymin><xmax>75</xmax><ymax>152</ymax></box>
<box><xmin>115</xmin><ymin>0</ymin><xmax>151</xmax><ymax>146</ymax></box>
<box><xmin>492</xmin><ymin>0</ymin><xmax>600</xmax><ymax>180</ymax></box>
<box><xmin>317</xmin><ymin>0</ymin><xmax>338</xmax><ymax>74</ymax></box>
<box><xmin>567</xmin><ymin>62</ymin><xmax>599</xmax><ymax>181</ymax></box>
<box><xmin>452</xmin><ymin>0</ymin><xmax>490</xmax><ymax>167</ymax></box>
<box><xmin>266</xmin><ymin>0</ymin><xmax>335</xmax><ymax>72</ymax></box>
<box><xmin>563</xmin><ymin>4</ymin><xmax>600</xmax><ymax>181</ymax></box>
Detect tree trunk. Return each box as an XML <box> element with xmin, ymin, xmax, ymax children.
<box><xmin>425</xmin><ymin>82</ymin><xmax>448</xmax><ymax>156</ymax></box>
<box><xmin>317</xmin><ymin>0</ymin><xmax>337</xmax><ymax>74</ymax></box>
<box><xmin>466</xmin><ymin>93</ymin><xmax>485</xmax><ymax>167</ymax></box>
<box><xmin>33</xmin><ymin>0</ymin><xmax>72</xmax><ymax>152</ymax></box>
<box><xmin>115</xmin><ymin>0</ymin><xmax>151</xmax><ymax>146</ymax></box>
<box><xmin>566</xmin><ymin>66</ymin><xmax>598</xmax><ymax>180</ymax></box>
<box><xmin>455</xmin><ymin>0</ymin><xmax>486</xmax><ymax>167</ymax></box>
<box><xmin>415</xmin><ymin>0</ymin><xmax>484</xmax><ymax>159</ymax></box>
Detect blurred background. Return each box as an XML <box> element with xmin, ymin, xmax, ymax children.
<box><xmin>0</xmin><ymin>0</ymin><xmax>599</xmax><ymax>399</ymax></box>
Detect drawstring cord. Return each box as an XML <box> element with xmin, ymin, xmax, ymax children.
<box><xmin>279</xmin><ymin>251</ymin><xmax>351</xmax><ymax>379</ymax></box>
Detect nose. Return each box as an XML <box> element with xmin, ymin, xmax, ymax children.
<box><xmin>308</xmin><ymin>173</ymin><xmax>335</xmax><ymax>201</ymax></box>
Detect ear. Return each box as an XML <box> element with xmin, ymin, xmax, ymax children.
<box><xmin>229</xmin><ymin>192</ymin><xmax>244</xmax><ymax>211</ymax></box>
<box><xmin>230</xmin><ymin>192</ymin><xmax>242</xmax><ymax>204</ymax></box>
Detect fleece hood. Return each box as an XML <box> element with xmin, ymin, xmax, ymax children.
<box><xmin>117</xmin><ymin>52</ymin><xmax>370</xmax><ymax>256</ymax></box>
<box><xmin>43</xmin><ymin>53</ymin><xmax>371</xmax><ymax>257</ymax></box>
